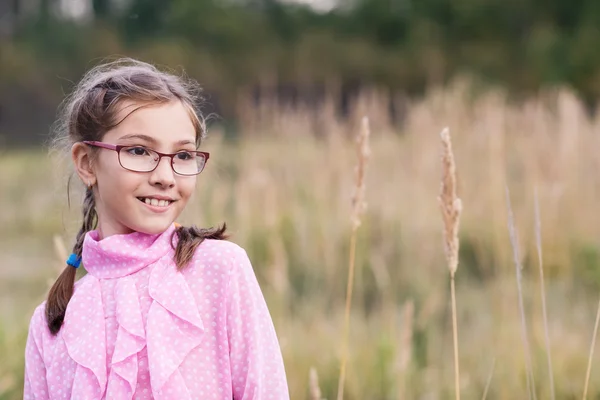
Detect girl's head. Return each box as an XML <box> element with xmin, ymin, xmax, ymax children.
<box><xmin>46</xmin><ymin>59</ymin><xmax>226</xmax><ymax>334</ymax></box>
<box><xmin>61</xmin><ymin>58</ymin><xmax>206</xmax><ymax>237</ymax></box>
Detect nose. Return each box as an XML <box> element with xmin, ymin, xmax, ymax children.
<box><xmin>149</xmin><ymin>155</ymin><xmax>176</xmax><ymax>188</ymax></box>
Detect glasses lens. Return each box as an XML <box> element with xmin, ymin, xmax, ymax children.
<box><xmin>119</xmin><ymin>146</ymin><xmax>159</xmax><ymax>172</ymax></box>
<box><xmin>172</xmin><ymin>151</ymin><xmax>206</xmax><ymax>175</ymax></box>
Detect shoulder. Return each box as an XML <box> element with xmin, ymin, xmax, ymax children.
<box><xmin>27</xmin><ymin>302</ymin><xmax>50</xmax><ymax>342</ymax></box>
<box><xmin>29</xmin><ymin>302</ymin><xmax>46</xmax><ymax>327</ymax></box>
<box><xmin>193</xmin><ymin>239</ymin><xmax>249</xmax><ymax>266</ymax></box>
<box><xmin>183</xmin><ymin>238</ymin><xmax>252</xmax><ymax>281</ymax></box>
<box><xmin>195</xmin><ymin>240</ymin><xmax>262</xmax><ymax>290</ymax></box>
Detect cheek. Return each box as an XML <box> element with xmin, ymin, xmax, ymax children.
<box><xmin>97</xmin><ymin>161</ymin><xmax>142</xmax><ymax>197</ymax></box>
<box><xmin>178</xmin><ymin>178</ymin><xmax>197</xmax><ymax>200</ymax></box>
<box><xmin>95</xmin><ymin>153</ymin><xmax>122</xmax><ymax>180</ymax></box>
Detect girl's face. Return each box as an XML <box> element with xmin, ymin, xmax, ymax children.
<box><xmin>73</xmin><ymin>100</ymin><xmax>198</xmax><ymax>239</ymax></box>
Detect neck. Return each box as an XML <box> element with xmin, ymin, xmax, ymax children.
<box><xmin>95</xmin><ymin>216</ymin><xmax>136</xmax><ymax>240</ymax></box>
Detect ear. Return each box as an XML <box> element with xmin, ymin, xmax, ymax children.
<box><xmin>72</xmin><ymin>142</ymin><xmax>96</xmax><ymax>186</ymax></box>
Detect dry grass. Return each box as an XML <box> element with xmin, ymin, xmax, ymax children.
<box><xmin>506</xmin><ymin>186</ymin><xmax>537</xmax><ymax>400</ymax></box>
<box><xmin>309</xmin><ymin>367</ymin><xmax>324</xmax><ymax>400</ymax></box>
<box><xmin>534</xmin><ymin>187</ymin><xmax>555</xmax><ymax>400</ymax></box>
<box><xmin>337</xmin><ymin>116</ymin><xmax>371</xmax><ymax>400</ymax></box>
<box><xmin>481</xmin><ymin>358</ymin><xmax>496</xmax><ymax>400</ymax></box>
<box><xmin>438</xmin><ymin>127</ymin><xmax>462</xmax><ymax>400</ymax></box>
<box><xmin>4</xmin><ymin>82</ymin><xmax>600</xmax><ymax>399</ymax></box>
<box><xmin>583</xmin><ymin>297</ymin><xmax>600</xmax><ymax>399</ymax></box>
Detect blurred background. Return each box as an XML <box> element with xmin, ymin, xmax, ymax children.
<box><xmin>4</xmin><ymin>0</ymin><xmax>600</xmax><ymax>398</ymax></box>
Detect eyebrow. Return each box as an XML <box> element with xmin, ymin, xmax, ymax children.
<box><xmin>119</xmin><ymin>133</ymin><xmax>195</xmax><ymax>146</ymax></box>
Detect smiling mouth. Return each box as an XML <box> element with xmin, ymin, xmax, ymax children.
<box><xmin>137</xmin><ymin>197</ymin><xmax>174</xmax><ymax>207</ymax></box>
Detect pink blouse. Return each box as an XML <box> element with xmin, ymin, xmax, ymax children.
<box><xmin>24</xmin><ymin>224</ymin><xmax>289</xmax><ymax>399</ymax></box>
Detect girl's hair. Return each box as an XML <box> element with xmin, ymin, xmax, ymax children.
<box><xmin>46</xmin><ymin>58</ymin><xmax>227</xmax><ymax>335</ymax></box>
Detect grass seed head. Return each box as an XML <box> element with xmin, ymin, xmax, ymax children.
<box><xmin>351</xmin><ymin>116</ymin><xmax>371</xmax><ymax>230</ymax></box>
<box><xmin>439</xmin><ymin>127</ymin><xmax>462</xmax><ymax>276</ymax></box>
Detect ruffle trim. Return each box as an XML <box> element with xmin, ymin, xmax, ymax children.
<box><xmin>62</xmin><ymin>257</ymin><xmax>204</xmax><ymax>400</ymax></box>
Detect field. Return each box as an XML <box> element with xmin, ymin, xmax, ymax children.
<box><xmin>3</xmin><ymin>83</ymin><xmax>600</xmax><ymax>399</ymax></box>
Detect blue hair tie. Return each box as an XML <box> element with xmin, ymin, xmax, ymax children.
<box><xmin>66</xmin><ymin>253</ymin><xmax>82</xmax><ymax>269</ymax></box>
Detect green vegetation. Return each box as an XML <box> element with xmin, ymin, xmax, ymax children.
<box><xmin>4</xmin><ymin>0</ymin><xmax>600</xmax><ymax>145</ymax></box>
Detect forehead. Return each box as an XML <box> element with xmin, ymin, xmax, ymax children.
<box><xmin>102</xmin><ymin>100</ymin><xmax>197</xmax><ymax>147</ymax></box>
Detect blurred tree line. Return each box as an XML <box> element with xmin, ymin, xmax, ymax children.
<box><xmin>2</xmin><ymin>0</ymin><xmax>600</xmax><ymax>144</ymax></box>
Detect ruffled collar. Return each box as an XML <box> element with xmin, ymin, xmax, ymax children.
<box><xmin>59</xmin><ymin>224</ymin><xmax>205</xmax><ymax>400</ymax></box>
<box><xmin>83</xmin><ymin>224</ymin><xmax>177</xmax><ymax>279</ymax></box>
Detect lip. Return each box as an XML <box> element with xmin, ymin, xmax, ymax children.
<box><xmin>137</xmin><ymin>196</ymin><xmax>177</xmax><ymax>213</ymax></box>
<box><xmin>139</xmin><ymin>199</ymin><xmax>173</xmax><ymax>214</ymax></box>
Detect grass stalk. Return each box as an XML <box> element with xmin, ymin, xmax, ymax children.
<box><xmin>450</xmin><ymin>276</ymin><xmax>460</xmax><ymax>398</ymax></box>
<box><xmin>53</xmin><ymin>235</ymin><xmax>68</xmax><ymax>268</ymax></box>
<box><xmin>505</xmin><ymin>186</ymin><xmax>537</xmax><ymax>400</ymax></box>
<box><xmin>337</xmin><ymin>116</ymin><xmax>371</xmax><ymax>400</ymax></box>
<box><xmin>582</xmin><ymin>296</ymin><xmax>600</xmax><ymax>399</ymax></box>
<box><xmin>438</xmin><ymin>127</ymin><xmax>462</xmax><ymax>400</ymax></box>
<box><xmin>481</xmin><ymin>358</ymin><xmax>496</xmax><ymax>400</ymax></box>
<box><xmin>309</xmin><ymin>367</ymin><xmax>324</xmax><ymax>400</ymax></box>
<box><xmin>534</xmin><ymin>187</ymin><xmax>555</xmax><ymax>400</ymax></box>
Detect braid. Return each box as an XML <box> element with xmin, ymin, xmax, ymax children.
<box><xmin>172</xmin><ymin>224</ymin><xmax>228</xmax><ymax>270</ymax></box>
<box><xmin>72</xmin><ymin>188</ymin><xmax>98</xmax><ymax>257</ymax></box>
<box><xmin>45</xmin><ymin>187</ymin><xmax>97</xmax><ymax>335</ymax></box>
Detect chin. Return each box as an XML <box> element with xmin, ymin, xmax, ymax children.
<box><xmin>131</xmin><ymin>219</ymin><xmax>176</xmax><ymax>235</ymax></box>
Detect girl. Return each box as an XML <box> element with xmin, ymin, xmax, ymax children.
<box><xmin>23</xmin><ymin>59</ymin><xmax>289</xmax><ymax>399</ymax></box>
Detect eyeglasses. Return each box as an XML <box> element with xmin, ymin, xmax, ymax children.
<box><xmin>82</xmin><ymin>141</ymin><xmax>209</xmax><ymax>176</ymax></box>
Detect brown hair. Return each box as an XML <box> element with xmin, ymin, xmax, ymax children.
<box><xmin>46</xmin><ymin>58</ymin><xmax>227</xmax><ymax>335</ymax></box>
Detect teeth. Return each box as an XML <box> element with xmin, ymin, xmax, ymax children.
<box><xmin>142</xmin><ymin>198</ymin><xmax>171</xmax><ymax>207</ymax></box>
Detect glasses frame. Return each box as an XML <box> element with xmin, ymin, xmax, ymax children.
<box><xmin>82</xmin><ymin>140</ymin><xmax>210</xmax><ymax>176</ymax></box>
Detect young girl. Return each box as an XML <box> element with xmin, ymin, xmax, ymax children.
<box><xmin>23</xmin><ymin>59</ymin><xmax>289</xmax><ymax>399</ymax></box>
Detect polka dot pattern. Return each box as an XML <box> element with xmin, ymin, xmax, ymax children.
<box><xmin>24</xmin><ymin>224</ymin><xmax>290</xmax><ymax>399</ymax></box>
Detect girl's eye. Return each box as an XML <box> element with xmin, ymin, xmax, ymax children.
<box><xmin>176</xmin><ymin>151</ymin><xmax>194</xmax><ymax>161</ymax></box>
<box><xmin>127</xmin><ymin>147</ymin><xmax>150</xmax><ymax>156</ymax></box>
